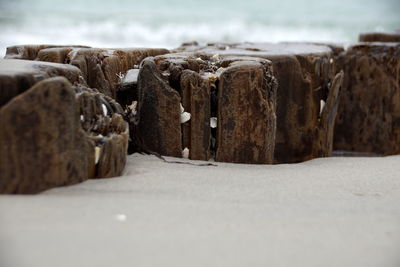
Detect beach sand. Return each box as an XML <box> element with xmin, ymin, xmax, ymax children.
<box><xmin>1</xmin><ymin>154</ymin><xmax>399</xmax><ymax>267</ymax></box>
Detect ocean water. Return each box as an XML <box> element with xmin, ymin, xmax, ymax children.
<box><xmin>0</xmin><ymin>0</ymin><xmax>399</xmax><ymax>55</ymax></box>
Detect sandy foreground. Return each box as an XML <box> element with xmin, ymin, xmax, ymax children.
<box><xmin>0</xmin><ymin>154</ymin><xmax>399</xmax><ymax>267</ymax></box>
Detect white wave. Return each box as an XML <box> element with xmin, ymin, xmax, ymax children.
<box><xmin>0</xmin><ymin>20</ymin><xmax>354</xmax><ymax>56</ymax></box>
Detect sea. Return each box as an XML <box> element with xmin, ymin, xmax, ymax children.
<box><xmin>0</xmin><ymin>0</ymin><xmax>399</xmax><ymax>55</ymax></box>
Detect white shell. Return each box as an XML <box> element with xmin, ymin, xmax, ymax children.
<box><xmin>210</xmin><ymin>117</ymin><xmax>217</xmax><ymax>128</ymax></box>
<box><xmin>211</xmin><ymin>54</ymin><xmax>220</xmax><ymax>60</ymax></box>
<box><xmin>180</xmin><ymin>103</ymin><xmax>185</xmax><ymax>113</ymax></box>
<box><xmin>114</xmin><ymin>214</ymin><xmax>127</xmax><ymax>222</ymax></box>
<box><xmin>128</xmin><ymin>101</ymin><xmax>137</xmax><ymax>110</ymax></box>
<box><xmin>320</xmin><ymin>100</ymin><xmax>326</xmax><ymax>115</ymax></box>
<box><xmin>122</xmin><ymin>69</ymin><xmax>139</xmax><ymax>84</ymax></box>
<box><xmin>182</xmin><ymin>147</ymin><xmax>190</xmax><ymax>159</ymax></box>
<box><xmin>129</xmin><ymin>101</ymin><xmax>138</xmax><ymax>116</ymax></box>
<box><xmin>180</xmin><ymin>112</ymin><xmax>191</xmax><ymax>123</ymax></box>
<box><xmin>95</xmin><ymin>146</ymin><xmax>101</xmax><ymax>164</ymax></box>
<box><xmin>80</xmin><ymin>115</ymin><xmax>84</xmax><ymax>122</ymax></box>
<box><xmin>101</xmin><ymin>104</ymin><xmax>108</xmax><ymax>116</ymax></box>
<box><xmin>116</xmin><ymin>72</ymin><xmax>125</xmax><ymax>83</ymax></box>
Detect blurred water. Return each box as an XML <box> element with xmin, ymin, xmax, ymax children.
<box><xmin>0</xmin><ymin>0</ymin><xmax>399</xmax><ymax>55</ymax></box>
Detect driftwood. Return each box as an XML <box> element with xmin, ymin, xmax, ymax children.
<box><xmin>178</xmin><ymin>42</ymin><xmax>342</xmax><ymax>163</ymax></box>
<box><xmin>136</xmin><ymin>52</ymin><xmax>277</xmax><ymax>164</ymax></box>
<box><xmin>359</xmin><ymin>32</ymin><xmax>400</xmax><ymax>42</ymax></box>
<box><xmin>334</xmin><ymin>43</ymin><xmax>400</xmax><ymax>155</ymax></box>
<box><xmin>0</xmin><ymin>59</ymin><xmax>129</xmax><ymax>193</ymax></box>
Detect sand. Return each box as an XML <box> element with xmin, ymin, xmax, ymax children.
<box><xmin>1</xmin><ymin>154</ymin><xmax>399</xmax><ymax>267</ymax></box>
